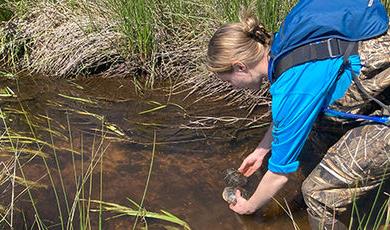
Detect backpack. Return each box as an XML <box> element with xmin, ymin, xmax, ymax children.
<box><xmin>268</xmin><ymin>0</ymin><xmax>389</xmax><ymax>125</ymax></box>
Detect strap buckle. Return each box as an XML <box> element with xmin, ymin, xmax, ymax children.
<box><xmin>326</xmin><ymin>38</ymin><xmax>339</xmax><ymax>58</ymax></box>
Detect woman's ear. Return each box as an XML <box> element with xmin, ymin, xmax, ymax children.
<box><xmin>232</xmin><ymin>61</ymin><xmax>247</xmax><ymax>73</ymax></box>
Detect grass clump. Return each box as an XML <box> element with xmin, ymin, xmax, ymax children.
<box><xmin>0</xmin><ymin>0</ymin><xmax>386</xmax><ymax>107</ymax></box>
<box><xmin>0</xmin><ymin>1</ymin><xmax>127</xmax><ymax>77</ymax></box>
<box><xmin>105</xmin><ymin>0</ymin><xmax>155</xmax><ymax>57</ymax></box>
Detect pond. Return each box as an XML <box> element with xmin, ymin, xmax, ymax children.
<box><xmin>0</xmin><ymin>75</ymin><xmax>314</xmax><ymax>229</ymax></box>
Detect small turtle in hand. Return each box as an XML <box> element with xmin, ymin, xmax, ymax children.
<box><xmin>222</xmin><ymin>168</ymin><xmax>249</xmax><ymax>204</ymax></box>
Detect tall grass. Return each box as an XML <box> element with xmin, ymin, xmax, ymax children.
<box><xmin>213</xmin><ymin>0</ymin><xmax>297</xmax><ymax>31</ymax></box>
<box><xmin>0</xmin><ymin>0</ymin><xmax>388</xmax><ymax>86</ymax></box>
<box><xmin>0</xmin><ymin>86</ymin><xmax>104</xmax><ymax>228</ymax></box>
<box><xmin>0</xmin><ymin>83</ymin><xmax>191</xmax><ymax>229</ymax></box>
<box><xmin>383</xmin><ymin>0</ymin><xmax>390</xmax><ymax>11</ymax></box>
<box><xmin>105</xmin><ymin>0</ymin><xmax>155</xmax><ymax>57</ymax></box>
<box><xmin>348</xmin><ymin>168</ymin><xmax>390</xmax><ymax>230</ymax></box>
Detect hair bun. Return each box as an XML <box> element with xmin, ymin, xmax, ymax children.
<box><xmin>239</xmin><ymin>7</ymin><xmax>258</xmax><ymax>33</ymax></box>
<box><xmin>249</xmin><ymin>25</ymin><xmax>271</xmax><ymax>45</ymax></box>
<box><xmin>239</xmin><ymin>7</ymin><xmax>271</xmax><ymax>45</ymax></box>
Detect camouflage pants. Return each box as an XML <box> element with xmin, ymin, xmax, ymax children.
<box><xmin>302</xmin><ymin>124</ymin><xmax>390</xmax><ymax>224</ymax></box>
<box><xmin>301</xmin><ymin>26</ymin><xmax>390</xmax><ymax>225</ymax></box>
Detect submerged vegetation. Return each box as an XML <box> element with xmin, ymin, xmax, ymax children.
<box><xmin>0</xmin><ymin>79</ymin><xmax>197</xmax><ymax>229</ymax></box>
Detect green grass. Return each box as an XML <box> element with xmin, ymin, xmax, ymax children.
<box><xmin>0</xmin><ymin>82</ymin><xmax>191</xmax><ymax>229</ymax></box>
<box><xmin>105</xmin><ymin>0</ymin><xmax>156</xmax><ymax>57</ymax></box>
<box><xmin>212</xmin><ymin>0</ymin><xmax>297</xmax><ymax>31</ymax></box>
<box><xmin>348</xmin><ymin>168</ymin><xmax>390</xmax><ymax>230</ymax></box>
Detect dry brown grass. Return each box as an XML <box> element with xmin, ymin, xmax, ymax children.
<box><xmin>0</xmin><ymin>1</ymin><xmax>128</xmax><ymax>77</ymax></box>
<box><xmin>0</xmin><ymin>0</ymin><xmax>271</xmax><ymax>110</ymax></box>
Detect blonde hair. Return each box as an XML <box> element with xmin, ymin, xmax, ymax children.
<box><xmin>206</xmin><ymin>9</ymin><xmax>271</xmax><ymax>73</ymax></box>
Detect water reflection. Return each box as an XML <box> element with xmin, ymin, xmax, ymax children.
<box><xmin>0</xmin><ymin>75</ymin><xmax>308</xmax><ymax>229</ymax></box>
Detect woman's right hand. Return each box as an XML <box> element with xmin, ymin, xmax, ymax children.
<box><xmin>238</xmin><ymin>149</ymin><xmax>266</xmax><ymax>177</ymax></box>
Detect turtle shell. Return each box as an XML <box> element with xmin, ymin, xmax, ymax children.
<box><xmin>222</xmin><ymin>186</ymin><xmax>250</xmax><ymax>204</ymax></box>
<box><xmin>223</xmin><ymin>168</ymin><xmax>248</xmax><ymax>187</ymax></box>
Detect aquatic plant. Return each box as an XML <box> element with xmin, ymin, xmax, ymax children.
<box><xmin>348</xmin><ymin>170</ymin><xmax>390</xmax><ymax>230</ymax></box>
<box><xmin>89</xmin><ymin>131</ymin><xmax>191</xmax><ymax>229</ymax></box>
<box><xmin>0</xmin><ymin>88</ymin><xmax>107</xmax><ymax>229</ymax></box>
<box><xmin>89</xmin><ymin>199</ymin><xmax>191</xmax><ymax>230</ymax></box>
<box><xmin>0</xmin><ymin>80</ymin><xmax>195</xmax><ymax>229</ymax></box>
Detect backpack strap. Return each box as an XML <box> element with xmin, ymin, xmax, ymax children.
<box><xmin>327</xmin><ymin>41</ymin><xmax>390</xmax><ymax>122</ymax></box>
<box><xmin>273</xmin><ymin>38</ymin><xmax>358</xmax><ymax>80</ymax></box>
<box><xmin>323</xmin><ymin>108</ymin><xmax>390</xmax><ymax>126</ymax></box>
<box><xmin>351</xmin><ymin>70</ymin><xmax>390</xmax><ymax>115</ymax></box>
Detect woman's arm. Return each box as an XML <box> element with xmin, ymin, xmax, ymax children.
<box><xmin>238</xmin><ymin>123</ymin><xmax>273</xmax><ymax>177</ymax></box>
<box><xmin>230</xmin><ymin>170</ymin><xmax>288</xmax><ymax>214</ymax></box>
<box><xmin>255</xmin><ymin>122</ymin><xmax>273</xmax><ymax>152</ymax></box>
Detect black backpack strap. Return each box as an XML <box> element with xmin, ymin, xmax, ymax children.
<box><xmin>341</xmin><ymin>42</ymin><xmax>390</xmax><ymax>115</ymax></box>
<box><xmin>336</xmin><ymin>41</ymin><xmax>357</xmax><ymax>80</ymax></box>
<box><xmin>274</xmin><ymin>38</ymin><xmax>359</xmax><ymax>80</ymax></box>
<box><xmin>333</xmin><ymin>42</ymin><xmax>390</xmax><ymax>116</ymax></box>
<box><xmin>274</xmin><ymin>38</ymin><xmax>390</xmax><ymax>115</ymax></box>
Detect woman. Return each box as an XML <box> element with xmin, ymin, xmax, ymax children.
<box><xmin>206</xmin><ymin>2</ymin><xmax>389</xmax><ymax>229</ymax></box>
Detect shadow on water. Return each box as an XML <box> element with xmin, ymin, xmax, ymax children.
<box><xmin>0</xmin><ymin>75</ymin><xmax>311</xmax><ymax>229</ymax></box>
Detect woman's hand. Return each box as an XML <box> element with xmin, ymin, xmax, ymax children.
<box><xmin>229</xmin><ymin>190</ymin><xmax>257</xmax><ymax>215</ymax></box>
<box><xmin>230</xmin><ymin>171</ymin><xmax>289</xmax><ymax>215</ymax></box>
<box><xmin>239</xmin><ymin>124</ymin><xmax>273</xmax><ymax>177</ymax></box>
<box><xmin>238</xmin><ymin>148</ymin><xmax>266</xmax><ymax>177</ymax></box>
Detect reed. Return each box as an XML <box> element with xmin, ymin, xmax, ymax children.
<box><xmin>2</xmin><ymin>0</ymin><xmax>386</xmax><ymax>108</ymax></box>
<box><xmin>0</xmin><ymin>83</ymin><xmax>192</xmax><ymax>229</ymax></box>
<box><xmin>104</xmin><ymin>0</ymin><xmax>155</xmax><ymax>57</ymax></box>
<box><xmin>348</xmin><ymin>169</ymin><xmax>390</xmax><ymax>230</ymax></box>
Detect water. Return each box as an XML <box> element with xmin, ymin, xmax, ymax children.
<box><xmin>0</xmin><ymin>75</ymin><xmax>309</xmax><ymax>229</ymax></box>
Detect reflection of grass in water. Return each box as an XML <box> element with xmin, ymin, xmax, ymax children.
<box><xmin>0</xmin><ymin>103</ymin><xmax>109</xmax><ymax>229</ymax></box>
<box><xmin>0</xmin><ymin>91</ymin><xmax>190</xmax><ymax>229</ymax></box>
<box><xmin>89</xmin><ymin>131</ymin><xmax>191</xmax><ymax>229</ymax></box>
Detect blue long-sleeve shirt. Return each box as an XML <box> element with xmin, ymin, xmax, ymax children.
<box><xmin>268</xmin><ymin>55</ymin><xmax>361</xmax><ymax>173</ymax></box>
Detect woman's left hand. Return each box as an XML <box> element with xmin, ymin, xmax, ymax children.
<box><xmin>229</xmin><ymin>190</ymin><xmax>257</xmax><ymax>215</ymax></box>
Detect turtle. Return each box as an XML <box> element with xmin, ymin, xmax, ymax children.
<box><xmin>223</xmin><ymin>168</ymin><xmax>248</xmax><ymax>187</ymax></box>
<box><xmin>222</xmin><ymin>168</ymin><xmax>250</xmax><ymax>204</ymax></box>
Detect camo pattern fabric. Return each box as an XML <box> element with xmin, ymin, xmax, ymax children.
<box><xmin>329</xmin><ymin>24</ymin><xmax>390</xmax><ymax>115</ymax></box>
<box><xmin>302</xmin><ymin>124</ymin><xmax>390</xmax><ymax>224</ymax></box>
<box><xmin>301</xmin><ymin>26</ymin><xmax>390</xmax><ymax>225</ymax></box>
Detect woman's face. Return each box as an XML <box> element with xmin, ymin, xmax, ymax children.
<box><xmin>217</xmin><ymin>54</ymin><xmax>269</xmax><ymax>90</ymax></box>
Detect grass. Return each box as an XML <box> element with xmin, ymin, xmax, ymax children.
<box><xmin>0</xmin><ymin>0</ymin><xmax>389</xmax><ymax>229</ymax></box>
<box><xmin>0</xmin><ymin>79</ymin><xmax>191</xmax><ymax>229</ymax></box>
<box><xmin>0</xmin><ymin>0</ymin><xmax>298</xmax><ymax>102</ymax></box>
<box><xmin>215</xmin><ymin>0</ymin><xmax>297</xmax><ymax>31</ymax></box>
<box><xmin>105</xmin><ymin>0</ymin><xmax>156</xmax><ymax>57</ymax></box>
<box><xmin>89</xmin><ymin>131</ymin><xmax>191</xmax><ymax>229</ymax></box>
<box><xmin>348</xmin><ymin>168</ymin><xmax>390</xmax><ymax>230</ymax></box>
<box><xmin>1</xmin><ymin>0</ymin><xmax>385</xmax><ymax>107</ymax></box>
<box><xmin>89</xmin><ymin>199</ymin><xmax>191</xmax><ymax>230</ymax></box>
<box><xmin>0</xmin><ymin>0</ymin><xmax>388</xmax><ymax>100</ymax></box>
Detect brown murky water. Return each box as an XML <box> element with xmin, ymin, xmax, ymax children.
<box><xmin>0</xmin><ymin>75</ymin><xmax>310</xmax><ymax>229</ymax></box>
